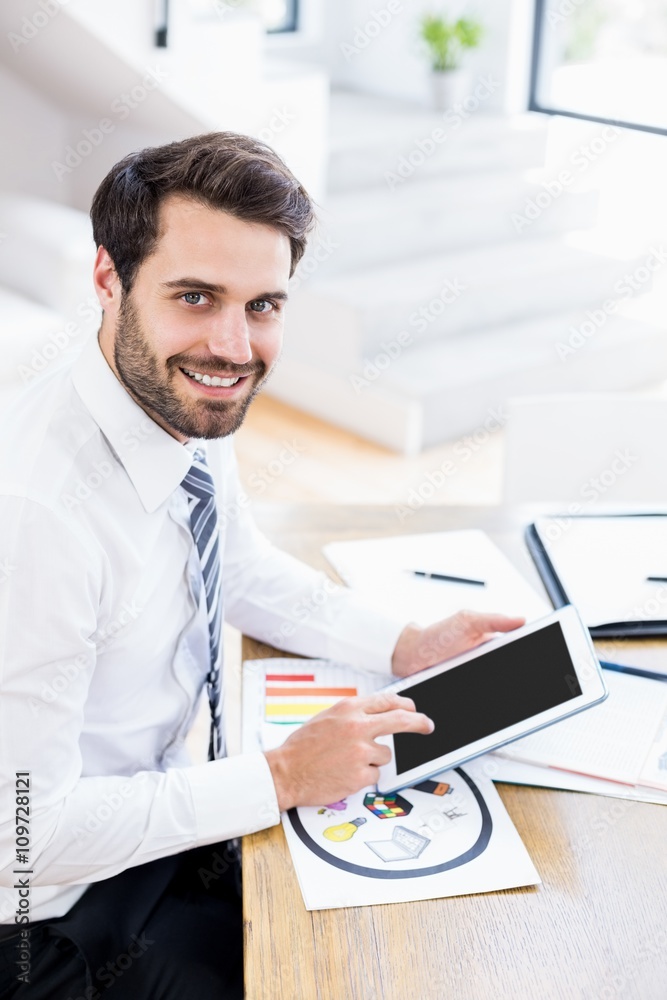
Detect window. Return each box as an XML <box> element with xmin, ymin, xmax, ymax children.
<box><xmin>260</xmin><ymin>0</ymin><xmax>299</xmax><ymax>34</ymax></box>
<box><xmin>530</xmin><ymin>0</ymin><xmax>667</xmax><ymax>135</ymax></box>
<box><xmin>154</xmin><ymin>0</ymin><xmax>300</xmax><ymax>46</ymax></box>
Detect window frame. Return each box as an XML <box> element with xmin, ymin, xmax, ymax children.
<box><xmin>153</xmin><ymin>0</ymin><xmax>301</xmax><ymax>45</ymax></box>
<box><xmin>528</xmin><ymin>0</ymin><xmax>667</xmax><ymax>137</ymax></box>
<box><xmin>265</xmin><ymin>0</ymin><xmax>300</xmax><ymax>34</ymax></box>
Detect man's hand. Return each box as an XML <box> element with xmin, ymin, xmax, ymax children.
<box><xmin>391</xmin><ymin>610</ymin><xmax>526</xmax><ymax>678</ymax></box>
<box><xmin>265</xmin><ymin>692</ymin><xmax>433</xmax><ymax>812</ymax></box>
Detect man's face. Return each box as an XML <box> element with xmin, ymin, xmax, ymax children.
<box><xmin>101</xmin><ymin>194</ymin><xmax>291</xmax><ymax>441</ymax></box>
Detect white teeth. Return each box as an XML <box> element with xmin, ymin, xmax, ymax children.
<box><xmin>182</xmin><ymin>368</ymin><xmax>240</xmax><ymax>387</ymax></box>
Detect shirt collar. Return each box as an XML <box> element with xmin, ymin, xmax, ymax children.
<box><xmin>71</xmin><ymin>335</ymin><xmax>197</xmax><ymax>513</ymax></box>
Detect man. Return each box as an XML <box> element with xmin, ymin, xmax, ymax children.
<box><xmin>0</xmin><ymin>133</ymin><xmax>522</xmax><ymax>998</ymax></box>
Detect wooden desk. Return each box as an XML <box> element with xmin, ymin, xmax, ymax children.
<box><xmin>241</xmin><ymin>506</ymin><xmax>667</xmax><ymax>1000</ymax></box>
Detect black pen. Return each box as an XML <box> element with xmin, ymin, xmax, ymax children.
<box><xmin>411</xmin><ymin>570</ymin><xmax>486</xmax><ymax>587</ymax></box>
<box><xmin>647</xmin><ymin>576</ymin><xmax>667</xmax><ymax>582</ymax></box>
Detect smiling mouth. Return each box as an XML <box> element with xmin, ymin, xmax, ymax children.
<box><xmin>180</xmin><ymin>367</ymin><xmax>242</xmax><ymax>387</ymax></box>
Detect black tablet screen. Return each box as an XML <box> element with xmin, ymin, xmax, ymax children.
<box><xmin>394</xmin><ymin>621</ymin><xmax>582</xmax><ymax>775</ymax></box>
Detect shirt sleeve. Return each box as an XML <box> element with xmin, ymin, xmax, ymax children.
<box><xmin>0</xmin><ymin>496</ymin><xmax>279</xmax><ymax>892</ymax></box>
<box><xmin>218</xmin><ymin>441</ymin><xmax>406</xmax><ymax>675</ymax></box>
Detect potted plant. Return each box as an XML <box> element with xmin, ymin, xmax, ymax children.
<box><xmin>419</xmin><ymin>13</ymin><xmax>484</xmax><ymax>111</ymax></box>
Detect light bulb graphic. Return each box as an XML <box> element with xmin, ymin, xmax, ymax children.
<box><xmin>323</xmin><ymin>817</ymin><xmax>367</xmax><ymax>842</ymax></box>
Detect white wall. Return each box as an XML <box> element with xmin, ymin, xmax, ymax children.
<box><xmin>287</xmin><ymin>0</ymin><xmax>518</xmax><ymax>112</ymax></box>
<box><xmin>0</xmin><ymin>0</ymin><xmax>329</xmax><ymax>213</ymax></box>
<box><xmin>0</xmin><ymin>65</ymin><xmax>70</xmax><ymax>203</ymax></box>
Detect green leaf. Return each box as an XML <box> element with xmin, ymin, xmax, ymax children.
<box><xmin>419</xmin><ymin>13</ymin><xmax>484</xmax><ymax>71</ymax></box>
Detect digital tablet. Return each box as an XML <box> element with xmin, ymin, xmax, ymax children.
<box><xmin>376</xmin><ymin>605</ymin><xmax>607</xmax><ymax>794</ymax></box>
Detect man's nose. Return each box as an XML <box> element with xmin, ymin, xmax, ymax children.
<box><xmin>207</xmin><ymin>308</ymin><xmax>252</xmax><ymax>365</ymax></box>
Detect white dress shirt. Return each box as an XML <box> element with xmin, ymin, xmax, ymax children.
<box><xmin>0</xmin><ymin>336</ymin><xmax>404</xmax><ymax>923</ymax></box>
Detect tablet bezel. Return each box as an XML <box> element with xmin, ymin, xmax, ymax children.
<box><xmin>376</xmin><ymin>605</ymin><xmax>607</xmax><ymax>794</ymax></box>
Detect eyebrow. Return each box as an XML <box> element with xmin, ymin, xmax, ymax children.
<box><xmin>162</xmin><ymin>278</ymin><xmax>288</xmax><ymax>300</ymax></box>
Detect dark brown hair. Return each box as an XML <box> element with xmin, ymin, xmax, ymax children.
<box><xmin>91</xmin><ymin>132</ymin><xmax>315</xmax><ymax>291</ymax></box>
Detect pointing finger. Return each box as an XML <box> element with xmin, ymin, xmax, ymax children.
<box><xmin>367</xmin><ymin>707</ymin><xmax>434</xmax><ymax>739</ymax></box>
<box><xmin>359</xmin><ymin>691</ymin><xmax>417</xmax><ymax>715</ymax></box>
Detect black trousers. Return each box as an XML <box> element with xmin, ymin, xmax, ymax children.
<box><xmin>0</xmin><ymin>842</ymin><xmax>243</xmax><ymax>1000</ymax></box>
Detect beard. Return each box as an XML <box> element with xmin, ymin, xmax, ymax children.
<box><xmin>113</xmin><ymin>294</ymin><xmax>267</xmax><ymax>440</ymax></box>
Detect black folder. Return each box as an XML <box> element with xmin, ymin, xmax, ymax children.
<box><xmin>525</xmin><ymin>514</ymin><xmax>667</xmax><ymax>639</ymax></box>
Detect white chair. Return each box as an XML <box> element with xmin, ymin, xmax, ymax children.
<box><xmin>502</xmin><ymin>393</ymin><xmax>667</xmax><ymax>505</ymax></box>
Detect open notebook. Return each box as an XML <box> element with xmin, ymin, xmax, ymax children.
<box><xmin>495</xmin><ymin>668</ymin><xmax>667</xmax><ymax>793</ymax></box>
<box><xmin>526</xmin><ymin>514</ymin><xmax>667</xmax><ymax>638</ymax></box>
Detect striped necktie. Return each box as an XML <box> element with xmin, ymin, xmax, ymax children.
<box><xmin>181</xmin><ymin>449</ymin><xmax>224</xmax><ymax>760</ymax></box>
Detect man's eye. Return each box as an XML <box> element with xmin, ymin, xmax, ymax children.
<box><xmin>182</xmin><ymin>292</ymin><xmax>207</xmax><ymax>306</ymax></box>
<box><xmin>248</xmin><ymin>299</ymin><xmax>273</xmax><ymax>314</ymax></box>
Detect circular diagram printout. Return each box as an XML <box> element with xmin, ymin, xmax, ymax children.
<box><xmin>286</xmin><ymin>768</ymin><xmax>492</xmax><ymax>879</ymax></box>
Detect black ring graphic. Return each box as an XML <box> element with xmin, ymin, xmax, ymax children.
<box><xmin>286</xmin><ymin>768</ymin><xmax>493</xmax><ymax>879</ymax></box>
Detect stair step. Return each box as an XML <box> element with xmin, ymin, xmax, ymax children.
<box><xmin>328</xmin><ymin>93</ymin><xmax>548</xmax><ymax>192</ymax></box>
<box><xmin>285</xmin><ymin>235</ymin><xmax>649</xmax><ymax>371</ymax></box>
<box><xmin>381</xmin><ymin>311</ymin><xmax>665</xmax><ymax>394</ymax></box>
<box><xmin>315</xmin><ymin>169</ymin><xmax>594</xmax><ymax>276</ymax></box>
<box><xmin>268</xmin><ymin>311</ymin><xmax>667</xmax><ymax>453</ymax></box>
<box><xmin>384</xmin><ymin>313</ymin><xmax>667</xmax><ymax>449</ymax></box>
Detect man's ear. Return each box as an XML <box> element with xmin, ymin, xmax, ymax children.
<box><xmin>92</xmin><ymin>246</ymin><xmax>122</xmax><ymax>315</ymax></box>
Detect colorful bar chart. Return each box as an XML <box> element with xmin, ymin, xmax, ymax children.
<box><xmin>264</xmin><ymin>666</ymin><xmax>359</xmax><ymax>724</ymax></box>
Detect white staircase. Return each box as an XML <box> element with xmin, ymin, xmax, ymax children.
<box><xmin>268</xmin><ymin>92</ymin><xmax>667</xmax><ymax>453</ymax></box>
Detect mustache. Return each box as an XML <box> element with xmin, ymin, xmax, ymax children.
<box><xmin>171</xmin><ymin>356</ymin><xmax>264</xmax><ymax>378</ymax></box>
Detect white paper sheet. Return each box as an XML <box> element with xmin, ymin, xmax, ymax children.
<box><xmin>495</xmin><ymin>670</ymin><xmax>667</xmax><ymax>790</ymax></box>
<box><xmin>281</xmin><ymin>762</ymin><xmax>541</xmax><ymax>911</ymax></box>
<box><xmin>487</xmin><ymin>755</ymin><xmax>667</xmax><ymax>805</ymax></box>
<box><xmin>242</xmin><ymin>659</ymin><xmax>540</xmax><ymax>910</ymax></box>
<box><xmin>534</xmin><ymin>515</ymin><xmax>667</xmax><ymax>629</ymax></box>
<box><xmin>242</xmin><ymin>658</ymin><xmax>387</xmax><ymax>754</ymax></box>
<box><xmin>324</xmin><ymin>529</ymin><xmax>550</xmax><ymax>627</ymax></box>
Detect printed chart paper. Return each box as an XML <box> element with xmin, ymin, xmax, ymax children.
<box><xmin>282</xmin><ymin>763</ymin><xmax>540</xmax><ymax>911</ymax></box>
<box><xmin>242</xmin><ymin>658</ymin><xmax>540</xmax><ymax>910</ymax></box>
<box><xmin>242</xmin><ymin>658</ymin><xmax>387</xmax><ymax>754</ymax></box>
